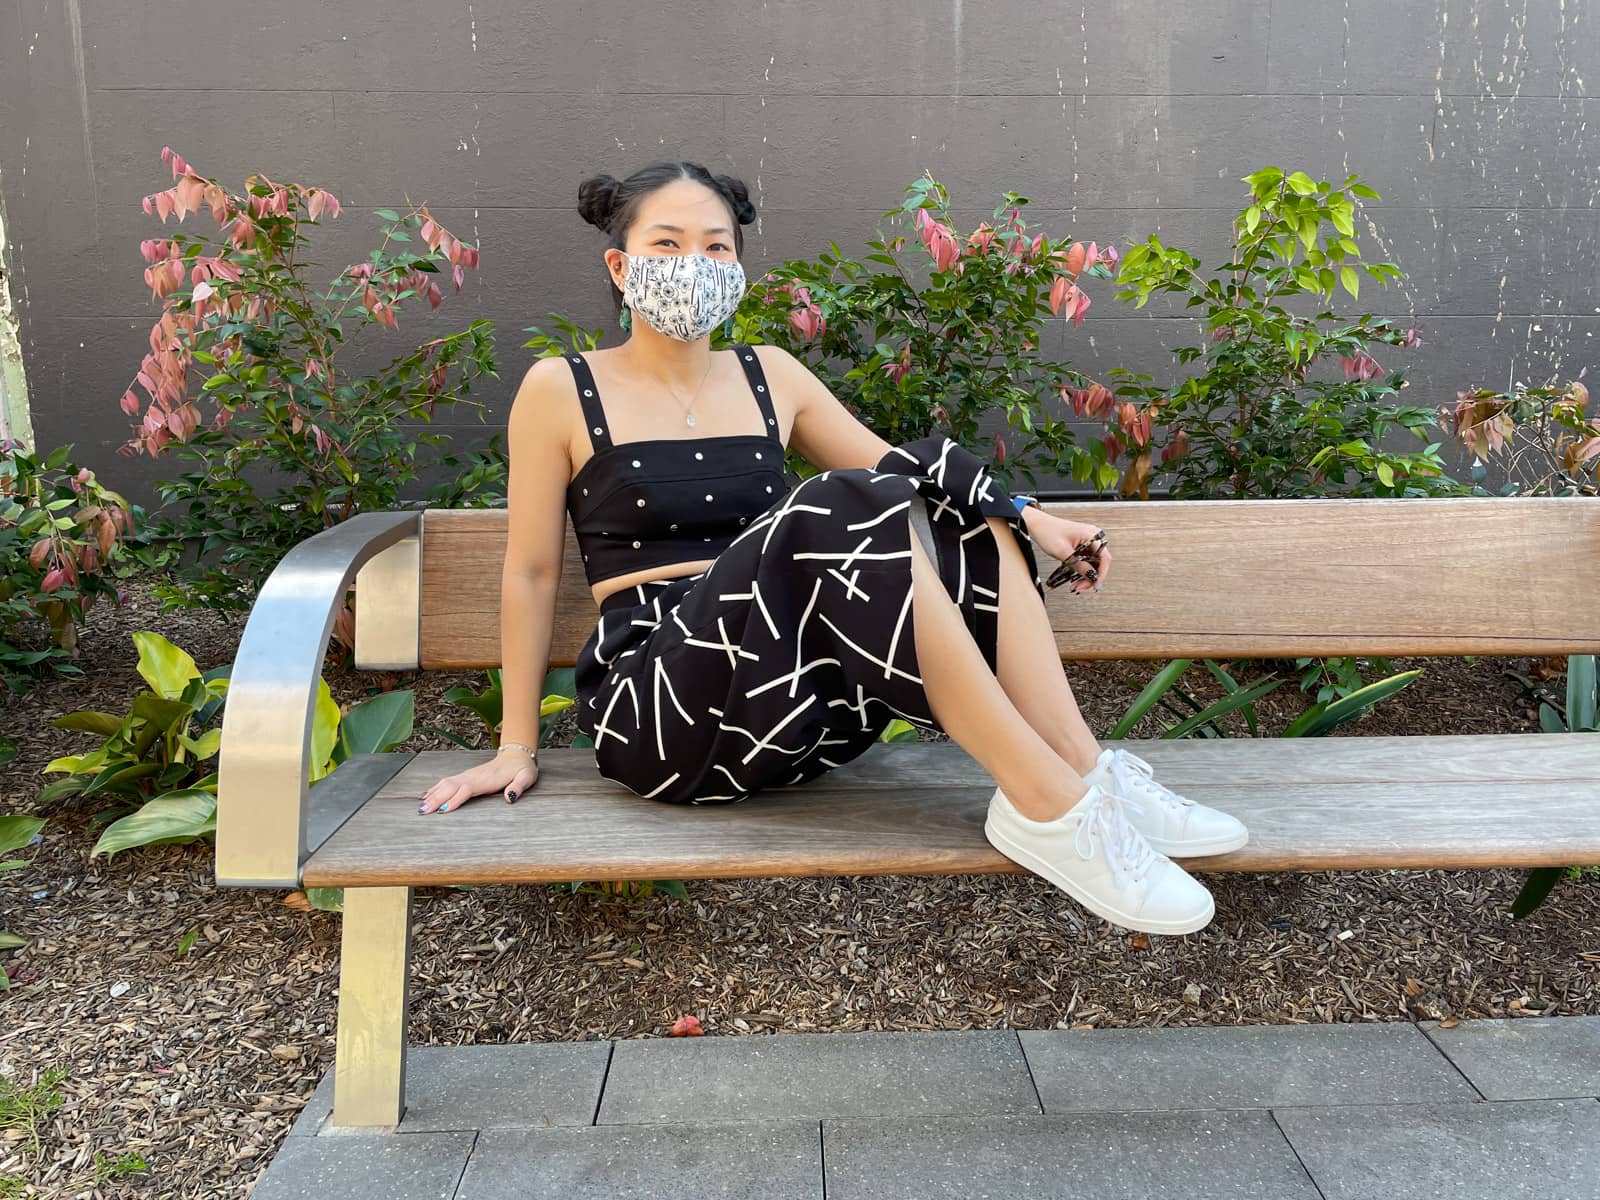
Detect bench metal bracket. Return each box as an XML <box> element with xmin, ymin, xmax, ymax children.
<box><xmin>215</xmin><ymin>511</ymin><xmax>420</xmax><ymax>888</ymax></box>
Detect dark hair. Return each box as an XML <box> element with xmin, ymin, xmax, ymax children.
<box><xmin>577</xmin><ymin>160</ymin><xmax>757</xmax><ymax>318</ymax></box>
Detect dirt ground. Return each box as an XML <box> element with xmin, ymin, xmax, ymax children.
<box><xmin>1</xmin><ymin>578</ymin><xmax>1595</xmax><ymax>1198</ymax></box>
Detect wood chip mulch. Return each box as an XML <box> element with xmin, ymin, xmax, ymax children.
<box><xmin>1</xmin><ymin>578</ymin><xmax>1595</xmax><ymax>1199</ymax></box>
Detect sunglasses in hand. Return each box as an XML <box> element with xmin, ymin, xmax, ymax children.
<box><xmin>1043</xmin><ymin>529</ymin><xmax>1107</xmax><ymax>592</ymax></box>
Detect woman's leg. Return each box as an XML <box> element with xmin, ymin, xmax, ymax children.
<box><xmin>984</xmin><ymin>516</ymin><xmax>1104</xmax><ymax>777</ymax></box>
<box><xmin>908</xmin><ymin>526</ymin><xmax>1087</xmax><ymax>823</ymax></box>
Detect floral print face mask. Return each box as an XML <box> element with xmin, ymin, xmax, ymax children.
<box><xmin>620</xmin><ymin>252</ymin><xmax>747</xmax><ymax>341</ymax></box>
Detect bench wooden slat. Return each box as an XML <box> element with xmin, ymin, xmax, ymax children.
<box><xmin>415</xmin><ymin>497</ymin><xmax>1600</xmax><ymax>669</ymax></box>
<box><xmin>300</xmin><ymin>734</ymin><xmax>1600</xmax><ymax>886</ymax></box>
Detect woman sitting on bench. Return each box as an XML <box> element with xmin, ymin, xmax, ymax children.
<box><xmin>418</xmin><ymin>159</ymin><xmax>1250</xmax><ymax>936</ymax></box>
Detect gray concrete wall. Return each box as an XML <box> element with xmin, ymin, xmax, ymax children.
<box><xmin>1</xmin><ymin>1</ymin><xmax>1594</xmax><ymax>500</ymax></box>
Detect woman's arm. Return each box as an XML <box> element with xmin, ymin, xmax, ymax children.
<box><xmin>420</xmin><ymin>358</ymin><xmax>571</xmax><ymax>813</ymax></box>
<box><xmin>757</xmin><ymin>344</ymin><xmax>1055</xmax><ymax>541</ymax></box>
<box><xmin>498</xmin><ymin>357</ymin><xmax>572</xmax><ymax>748</ymax></box>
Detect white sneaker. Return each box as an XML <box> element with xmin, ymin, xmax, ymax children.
<box><xmin>1083</xmin><ymin>747</ymin><xmax>1249</xmax><ymax>858</ymax></box>
<box><xmin>984</xmin><ymin>781</ymin><xmax>1216</xmax><ymax>935</ymax></box>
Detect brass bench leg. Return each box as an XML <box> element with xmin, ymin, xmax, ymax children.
<box><xmin>332</xmin><ymin>885</ymin><xmax>413</xmax><ymax>1128</ymax></box>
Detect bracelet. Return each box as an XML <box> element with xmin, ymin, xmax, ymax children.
<box><xmin>1012</xmin><ymin>494</ymin><xmax>1041</xmax><ymax>515</ymax></box>
<box><xmin>498</xmin><ymin>741</ymin><xmax>538</xmax><ymax>760</ymax></box>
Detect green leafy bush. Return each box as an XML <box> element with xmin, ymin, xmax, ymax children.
<box><xmin>1106</xmin><ymin>168</ymin><xmax>1463</xmax><ymax>501</ymax></box>
<box><xmin>41</xmin><ymin>631</ymin><xmax>413</xmax><ymax>857</ymax></box>
<box><xmin>518</xmin><ymin>179</ymin><xmax>1116</xmax><ymax>498</ymax></box>
<box><xmin>0</xmin><ymin>441</ymin><xmax>133</xmax><ymax>693</ymax></box>
<box><xmin>116</xmin><ymin>145</ymin><xmax>496</xmax><ymax>610</ymax></box>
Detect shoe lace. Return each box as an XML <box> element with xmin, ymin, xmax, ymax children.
<box><xmin>1072</xmin><ymin>784</ymin><xmax>1159</xmax><ymax>885</ymax></box>
<box><xmin>1108</xmin><ymin>749</ymin><xmax>1193</xmax><ymax>818</ymax></box>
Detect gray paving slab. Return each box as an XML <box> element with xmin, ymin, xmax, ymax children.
<box><xmin>456</xmin><ymin>1119</ymin><xmax>821</xmax><ymax>1200</ymax></box>
<box><xmin>1422</xmin><ymin>1016</ymin><xmax>1600</xmax><ymax>1101</ymax></box>
<box><xmin>1019</xmin><ymin>1022</ymin><xmax>1478</xmax><ymax>1112</ymax></box>
<box><xmin>249</xmin><ymin>1129</ymin><xmax>475</xmax><ymax>1200</ymax></box>
<box><xmin>823</xmin><ymin>1109</ymin><xmax>1320</xmax><ymax>1199</ymax></box>
<box><xmin>1275</xmin><ymin>1098</ymin><xmax>1600</xmax><ymax>1200</ymax></box>
<box><xmin>596</xmin><ymin>1030</ymin><xmax>1039</xmax><ymax>1124</ymax></box>
<box><xmin>287</xmin><ymin>1042</ymin><xmax>611</xmax><ymax>1136</ymax></box>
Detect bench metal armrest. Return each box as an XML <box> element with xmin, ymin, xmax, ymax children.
<box><xmin>215</xmin><ymin>511</ymin><xmax>420</xmax><ymax>887</ymax></box>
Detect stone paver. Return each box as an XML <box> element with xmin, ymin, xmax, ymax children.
<box><xmin>596</xmin><ymin>1029</ymin><xmax>1038</xmax><ymax>1124</ymax></box>
<box><xmin>1422</xmin><ymin>1016</ymin><xmax>1600</xmax><ymax>1101</ymax></box>
<box><xmin>250</xmin><ymin>1130</ymin><xmax>476</xmax><ymax>1200</ymax></box>
<box><xmin>456</xmin><ymin>1120</ymin><xmax>820</xmax><ymax>1200</ymax></box>
<box><xmin>823</xmin><ymin>1110</ymin><xmax>1319</xmax><ymax>1199</ymax></box>
<box><xmin>289</xmin><ymin>1042</ymin><xmax>611</xmax><ymax>1136</ymax></box>
<box><xmin>1019</xmin><ymin>1022</ymin><xmax>1477</xmax><ymax>1111</ymax></box>
<box><xmin>259</xmin><ymin>1021</ymin><xmax>1600</xmax><ymax>1197</ymax></box>
<box><xmin>1275</xmin><ymin>1098</ymin><xmax>1600</xmax><ymax>1200</ymax></box>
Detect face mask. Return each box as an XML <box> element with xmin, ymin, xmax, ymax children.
<box><xmin>620</xmin><ymin>252</ymin><xmax>747</xmax><ymax>341</ymax></box>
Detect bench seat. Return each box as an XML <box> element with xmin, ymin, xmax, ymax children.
<box><xmin>300</xmin><ymin>734</ymin><xmax>1600</xmax><ymax>888</ymax></box>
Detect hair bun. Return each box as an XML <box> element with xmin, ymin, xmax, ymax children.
<box><xmin>577</xmin><ymin>174</ymin><xmax>623</xmax><ymax>231</ymax></box>
<box><xmin>714</xmin><ymin>174</ymin><xmax>758</xmax><ymax>225</ymax></box>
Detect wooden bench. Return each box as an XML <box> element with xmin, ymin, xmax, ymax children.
<box><xmin>214</xmin><ymin>495</ymin><xmax>1600</xmax><ymax>1129</ymax></box>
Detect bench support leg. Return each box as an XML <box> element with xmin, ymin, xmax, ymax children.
<box><xmin>331</xmin><ymin>885</ymin><xmax>413</xmax><ymax>1128</ymax></box>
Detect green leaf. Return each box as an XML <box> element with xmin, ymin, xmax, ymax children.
<box><xmin>1376</xmin><ymin>462</ymin><xmax>1395</xmax><ymax>487</ymax></box>
<box><xmin>0</xmin><ymin>814</ymin><xmax>46</xmax><ymax>856</ymax></box>
<box><xmin>1244</xmin><ymin>205</ymin><xmax>1262</xmax><ymax>234</ymax></box>
<box><xmin>306</xmin><ymin>886</ymin><xmax>345</xmax><ymax>912</ymax></box>
<box><xmin>176</xmin><ymin>928</ymin><xmax>200</xmax><ymax>956</ymax></box>
<box><xmin>335</xmin><ymin>690</ymin><xmax>414</xmax><ymax>762</ymax></box>
<box><xmin>1286</xmin><ymin>171</ymin><xmax>1318</xmax><ymax>196</ymax></box>
<box><xmin>310</xmin><ymin>679</ymin><xmax>341</xmax><ymax>783</ymax></box>
<box><xmin>373</xmin><ymin>208</ymin><xmax>401</xmax><ymax>221</ymax></box>
<box><xmin>1340</xmin><ymin>266</ymin><xmax>1360</xmax><ymax>300</ymax></box>
<box><xmin>133</xmin><ymin>631</ymin><xmax>201</xmax><ymax>700</ymax></box>
<box><xmin>50</xmin><ymin>711</ymin><xmax>126</xmax><ymax>737</ymax></box>
<box><xmin>90</xmin><ymin>790</ymin><xmax>218</xmax><ymax>857</ymax></box>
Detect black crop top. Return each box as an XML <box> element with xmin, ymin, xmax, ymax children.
<box><xmin>564</xmin><ymin>345</ymin><xmax>791</xmax><ymax>587</ymax></box>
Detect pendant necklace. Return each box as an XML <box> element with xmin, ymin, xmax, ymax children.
<box><xmin>667</xmin><ymin>355</ymin><xmax>715</xmax><ymax>428</ymax></box>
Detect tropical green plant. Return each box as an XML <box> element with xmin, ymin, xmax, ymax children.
<box><xmin>1508</xmin><ymin>654</ymin><xmax>1598</xmax><ymax>917</ymax></box>
<box><xmin>40</xmin><ymin>631</ymin><xmax>413</xmax><ymax>858</ymax></box>
<box><xmin>1105</xmin><ymin>168</ymin><xmax>1464</xmax><ymax>502</ymax></box>
<box><xmin>1107</xmin><ymin>657</ymin><xmax>1420</xmax><ymax>740</ymax></box>
<box><xmin>0</xmin><ymin>441</ymin><xmax>133</xmax><ymax>700</ymax></box>
<box><xmin>116</xmin><ymin>145</ymin><xmax>496</xmax><ymax>611</ymax></box>
<box><xmin>0</xmin><ymin>814</ymin><xmax>47</xmax><ymax>991</ymax></box>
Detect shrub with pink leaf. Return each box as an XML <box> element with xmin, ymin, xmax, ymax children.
<box><xmin>119</xmin><ymin>147</ymin><xmax>498</xmax><ymax>610</ymax></box>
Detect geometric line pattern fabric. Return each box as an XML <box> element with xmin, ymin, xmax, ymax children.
<box><xmin>574</xmin><ymin>434</ymin><xmax>1045</xmax><ymax>805</ymax></box>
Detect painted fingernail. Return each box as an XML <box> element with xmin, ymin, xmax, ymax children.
<box><xmin>418</xmin><ymin>804</ymin><xmax>428</xmax><ymax>814</ymax></box>
<box><xmin>505</xmin><ymin>790</ymin><xmax>519</xmax><ymax>805</ymax></box>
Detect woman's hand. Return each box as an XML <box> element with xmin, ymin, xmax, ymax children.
<box><xmin>1023</xmin><ymin>511</ymin><xmax>1111</xmax><ymax>594</ymax></box>
<box><xmin>419</xmin><ymin>747</ymin><xmax>539</xmax><ymax>814</ymax></box>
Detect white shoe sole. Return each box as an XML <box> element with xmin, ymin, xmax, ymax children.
<box><xmin>984</xmin><ymin>809</ymin><xmax>1216</xmax><ymax>936</ymax></box>
<box><xmin>1142</xmin><ymin>828</ymin><xmax>1250</xmax><ymax>858</ymax></box>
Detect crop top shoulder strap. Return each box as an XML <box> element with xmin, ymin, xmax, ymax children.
<box><xmin>728</xmin><ymin>344</ymin><xmax>784</xmax><ymax>448</ymax></box>
<box><xmin>565</xmin><ymin>345</ymin><xmax>782</xmax><ymax>455</ymax></box>
<box><xmin>567</xmin><ymin>352</ymin><xmax>614</xmax><ymax>453</ymax></box>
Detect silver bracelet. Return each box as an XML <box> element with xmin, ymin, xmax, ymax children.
<box><xmin>499</xmin><ymin>741</ymin><xmax>538</xmax><ymax>760</ymax></box>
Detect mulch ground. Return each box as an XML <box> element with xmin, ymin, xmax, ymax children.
<box><xmin>1</xmin><ymin>577</ymin><xmax>1596</xmax><ymax>1199</ymax></box>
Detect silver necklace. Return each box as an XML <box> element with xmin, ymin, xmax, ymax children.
<box><xmin>656</xmin><ymin>354</ymin><xmax>715</xmax><ymax>428</ymax></box>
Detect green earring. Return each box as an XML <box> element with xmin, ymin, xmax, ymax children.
<box><xmin>619</xmin><ymin>305</ymin><xmax>632</xmax><ymax>334</ymax></box>
<box><xmin>721</xmin><ymin>315</ymin><xmax>736</xmax><ymax>341</ymax></box>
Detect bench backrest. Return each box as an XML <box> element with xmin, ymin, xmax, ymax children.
<box><xmin>356</xmin><ymin>497</ymin><xmax>1600</xmax><ymax>671</ymax></box>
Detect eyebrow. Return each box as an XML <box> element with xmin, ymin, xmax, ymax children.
<box><xmin>644</xmin><ymin>223</ymin><xmax>735</xmax><ymax>237</ymax></box>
